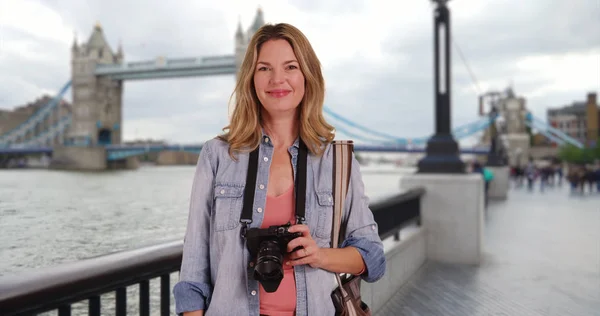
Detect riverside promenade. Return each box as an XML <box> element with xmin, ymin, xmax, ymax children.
<box><xmin>376</xmin><ymin>184</ymin><xmax>600</xmax><ymax>316</ymax></box>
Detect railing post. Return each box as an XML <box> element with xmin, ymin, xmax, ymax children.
<box><xmin>140</xmin><ymin>280</ymin><xmax>150</xmax><ymax>316</ymax></box>
<box><xmin>115</xmin><ymin>287</ymin><xmax>126</xmax><ymax>316</ymax></box>
<box><xmin>89</xmin><ymin>296</ymin><xmax>101</xmax><ymax>316</ymax></box>
<box><xmin>160</xmin><ymin>274</ymin><xmax>171</xmax><ymax>316</ymax></box>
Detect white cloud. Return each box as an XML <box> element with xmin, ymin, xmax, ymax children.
<box><xmin>0</xmin><ymin>0</ymin><xmax>73</xmax><ymax>45</ymax></box>
<box><xmin>516</xmin><ymin>50</ymin><xmax>600</xmax><ymax>98</ymax></box>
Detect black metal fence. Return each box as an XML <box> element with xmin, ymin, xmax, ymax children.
<box><xmin>373</xmin><ymin>187</ymin><xmax>425</xmax><ymax>241</ymax></box>
<box><xmin>0</xmin><ymin>187</ymin><xmax>425</xmax><ymax>316</ymax></box>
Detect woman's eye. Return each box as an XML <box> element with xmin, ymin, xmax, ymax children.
<box><xmin>258</xmin><ymin>66</ymin><xmax>268</xmax><ymax>71</ymax></box>
<box><xmin>288</xmin><ymin>65</ymin><xmax>298</xmax><ymax>70</ymax></box>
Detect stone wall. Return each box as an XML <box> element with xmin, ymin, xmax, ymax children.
<box><xmin>50</xmin><ymin>146</ymin><xmax>107</xmax><ymax>171</ymax></box>
<box><xmin>362</xmin><ymin>228</ymin><xmax>426</xmax><ymax>313</ymax></box>
<box><xmin>156</xmin><ymin>151</ymin><xmax>199</xmax><ymax>165</ymax></box>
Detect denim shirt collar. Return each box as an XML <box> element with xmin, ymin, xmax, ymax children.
<box><xmin>260</xmin><ymin>128</ymin><xmax>300</xmax><ymax>155</ymax></box>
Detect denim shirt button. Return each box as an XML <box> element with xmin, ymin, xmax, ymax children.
<box><xmin>257</xmin><ymin>208</ymin><xmax>263</xmax><ymax>213</ymax></box>
<box><xmin>249</xmin><ymin>262</ymin><xmax>254</xmax><ymax>267</ymax></box>
<box><xmin>259</xmin><ymin>184</ymin><xmax>265</xmax><ymax>190</ymax></box>
<box><xmin>263</xmin><ymin>157</ymin><xmax>269</xmax><ymax>162</ymax></box>
<box><xmin>251</xmin><ymin>290</ymin><xmax>257</xmax><ymax>296</ymax></box>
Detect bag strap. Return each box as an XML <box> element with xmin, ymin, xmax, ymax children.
<box><xmin>331</xmin><ymin>140</ymin><xmax>354</xmax><ymax>296</ymax></box>
<box><xmin>331</xmin><ymin>140</ymin><xmax>353</xmax><ymax>248</ymax></box>
<box><xmin>241</xmin><ymin>146</ymin><xmax>260</xmax><ymax>227</ymax></box>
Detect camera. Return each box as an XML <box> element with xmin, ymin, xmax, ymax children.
<box><xmin>245</xmin><ymin>222</ymin><xmax>302</xmax><ymax>292</ymax></box>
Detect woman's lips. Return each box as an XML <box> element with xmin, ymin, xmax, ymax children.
<box><xmin>267</xmin><ymin>89</ymin><xmax>291</xmax><ymax>98</ymax></box>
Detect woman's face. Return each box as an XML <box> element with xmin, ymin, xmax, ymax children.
<box><xmin>253</xmin><ymin>39</ymin><xmax>305</xmax><ymax>117</ymax></box>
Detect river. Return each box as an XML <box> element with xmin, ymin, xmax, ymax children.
<box><xmin>0</xmin><ymin>164</ymin><xmax>412</xmax><ymax>276</ymax></box>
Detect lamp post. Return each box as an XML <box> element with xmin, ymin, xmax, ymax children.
<box><xmin>486</xmin><ymin>104</ymin><xmax>505</xmax><ymax>166</ymax></box>
<box><xmin>418</xmin><ymin>0</ymin><xmax>465</xmax><ymax>173</ymax></box>
<box><xmin>496</xmin><ymin>116</ymin><xmax>509</xmax><ymax>165</ymax></box>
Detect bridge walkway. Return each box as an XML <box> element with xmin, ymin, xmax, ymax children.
<box><xmin>376</xmin><ymin>183</ymin><xmax>600</xmax><ymax>316</ymax></box>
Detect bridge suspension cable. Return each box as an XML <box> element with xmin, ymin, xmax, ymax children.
<box><xmin>323</xmin><ymin>106</ymin><xmax>411</xmax><ymax>144</ymax></box>
<box><xmin>526</xmin><ymin>113</ymin><xmax>585</xmax><ymax>148</ymax></box>
<box><xmin>523</xmin><ymin>120</ymin><xmax>566</xmax><ymax>146</ymax></box>
<box><xmin>0</xmin><ymin>80</ymin><xmax>72</xmax><ymax>146</ymax></box>
<box><xmin>452</xmin><ymin>37</ymin><xmax>482</xmax><ymax>96</ymax></box>
<box><xmin>324</xmin><ymin>104</ymin><xmax>494</xmax><ymax>146</ymax></box>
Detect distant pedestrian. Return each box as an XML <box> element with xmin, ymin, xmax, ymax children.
<box><xmin>473</xmin><ymin>162</ymin><xmax>492</xmax><ymax>207</ymax></box>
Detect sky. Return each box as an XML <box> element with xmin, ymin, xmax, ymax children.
<box><xmin>0</xmin><ymin>0</ymin><xmax>598</xmax><ymax>144</ymax></box>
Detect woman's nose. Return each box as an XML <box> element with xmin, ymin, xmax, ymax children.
<box><xmin>270</xmin><ymin>68</ymin><xmax>285</xmax><ymax>84</ymax></box>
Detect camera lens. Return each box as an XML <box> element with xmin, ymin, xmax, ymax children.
<box><xmin>254</xmin><ymin>240</ymin><xmax>284</xmax><ymax>292</ymax></box>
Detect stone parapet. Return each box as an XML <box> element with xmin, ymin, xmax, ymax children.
<box><xmin>488</xmin><ymin>166</ymin><xmax>510</xmax><ymax>200</ymax></box>
<box><xmin>361</xmin><ymin>228</ymin><xmax>426</xmax><ymax>313</ymax></box>
<box><xmin>401</xmin><ymin>173</ymin><xmax>484</xmax><ymax>265</ymax></box>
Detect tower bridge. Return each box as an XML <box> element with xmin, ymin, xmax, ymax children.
<box><xmin>67</xmin><ymin>8</ymin><xmax>264</xmax><ymax>149</ymax></box>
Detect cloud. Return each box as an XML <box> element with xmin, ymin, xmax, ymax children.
<box><xmin>1</xmin><ymin>0</ymin><xmax>599</xmax><ymax>145</ymax></box>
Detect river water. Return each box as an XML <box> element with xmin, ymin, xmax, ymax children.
<box><xmin>0</xmin><ymin>164</ymin><xmax>411</xmax><ymax>276</ymax></box>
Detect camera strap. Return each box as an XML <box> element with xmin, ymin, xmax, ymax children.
<box><xmin>240</xmin><ymin>139</ymin><xmax>308</xmax><ymax>235</ymax></box>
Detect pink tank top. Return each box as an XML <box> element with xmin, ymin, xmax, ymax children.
<box><xmin>259</xmin><ymin>185</ymin><xmax>297</xmax><ymax>316</ymax></box>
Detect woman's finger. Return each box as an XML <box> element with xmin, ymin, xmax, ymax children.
<box><xmin>288</xmin><ymin>244</ymin><xmax>318</xmax><ymax>261</ymax></box>
<box><xmin>286</xmin><ymin>236</ymin><xmax>315</xmax><ymax>252</ymax></box>
<box><xmin>288</xmin><ymin>224</ymin><xmax>310</xmax><ymax>236</ymax></box>
<box><xmin>288</xmin><ymin>255</ymin><xmax>313</xmax><ymax>266</ymax></box>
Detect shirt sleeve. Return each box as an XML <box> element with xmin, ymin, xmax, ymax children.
<box><xmin>173</xmin><ymin>142</ymin><xmax>216</xmax><ymax>314</ymax></box>
<box><xmin>339</xmin><ymin>153</ymin><xmax>386</xmax><ymax>283</ymax></box>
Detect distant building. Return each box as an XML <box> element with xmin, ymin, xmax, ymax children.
<box><xmin>0</xmin><ymin>96</ymin><xmax>72</xmax><ymax>137</ymax></box>
<box><xmin>547</xmin><ymin>92</ymin><xmax>599</xmax><ymax>147</ymax></box>
<box><xmin>531</xmin><ymin>132</ymin><xmax>551</xmax><ymax>146</ymax></box>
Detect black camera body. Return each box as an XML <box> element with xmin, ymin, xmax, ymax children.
<box><xmin>245</xmin><ymin>222</ymin><xmax>302</xmax><ymax>293</ymax></box>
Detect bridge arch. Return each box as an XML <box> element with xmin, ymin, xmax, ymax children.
<box><xmin>98</xmin><ymin>128</ymin><xmax>112</xmax><ymax>145</ymax></box>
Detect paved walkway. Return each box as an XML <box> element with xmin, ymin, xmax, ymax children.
<box><xmin>376</xmin><ymin>183</ymin><xmax>600</xmax><ymax>316</ymax></box>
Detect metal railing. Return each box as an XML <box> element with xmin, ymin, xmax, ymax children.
<box><xmin>0</xmin><ymin>187</ymin><xmax>425</xmax><ymax>316</ymax></box>
<box><xmin>373</xmin><ymin>187</ymin><xmax>424</xmax><ymax>241</ymax></box>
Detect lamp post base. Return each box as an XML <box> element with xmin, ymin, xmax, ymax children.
<box><xmin>486</xmin><ymin>153</ymin><xmax>505</xmax><ymax>167</ymax></box>
<box><xmin>417</xmin><ymin>135</ymin><xmax>466</xmax><ymax>173</ymax></box>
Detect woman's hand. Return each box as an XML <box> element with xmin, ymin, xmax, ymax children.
<box><xmin>286</xmin><ymin>224</ymin><xmax>326</xmax><ymax>269</ymax></box>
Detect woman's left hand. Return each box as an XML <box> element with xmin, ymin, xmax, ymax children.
<box><xmin>286</xmin><ymin>224</ymin><xmax>326</xmax><ymax>269</ymax></box>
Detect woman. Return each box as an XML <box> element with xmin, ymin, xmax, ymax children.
<box><xmin>173</xmin><ymin>23</ymin><xmax>385</xmax><ymax>316</ymax></box>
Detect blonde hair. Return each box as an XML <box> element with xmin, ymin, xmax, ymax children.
<box><xmin>219</xmin><ymin>23</ymin><xmax>335</xmax><ymax>159</ymax></box>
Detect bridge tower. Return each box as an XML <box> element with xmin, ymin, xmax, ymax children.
<box><xmin>235</xmin><ymin>7</ymin><xmax>265</xmax><ymax>70</ymax></box>
<box><xmin>70</xmin><ymin>22</ymin><xmax>124</xmax><ymax>146</ymax></box>
<box><xmin>496</xmin><ymin>87</ymin><xmax>530</xmax><ymax>166</ymax></box>
<box><xmin>230</xmin><ymin>7</ymin><xmax>265</xmax><ymax>119</ymax></box>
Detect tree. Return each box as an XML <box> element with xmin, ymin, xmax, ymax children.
<box><xmin>593</xmin><ymin>143</ymin><xmax>600</xmax><ymax>161</ymax></box>
<box><xmin>558</xmin><ymin>144</ymin><xmax>598</xmax><ymax>165</ymax></box>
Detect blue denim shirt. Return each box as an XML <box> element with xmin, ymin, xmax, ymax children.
<box><xmin>173</xmin><ymin>134</ymin><xmax>386</xmax><ymax>316</ymax></box>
